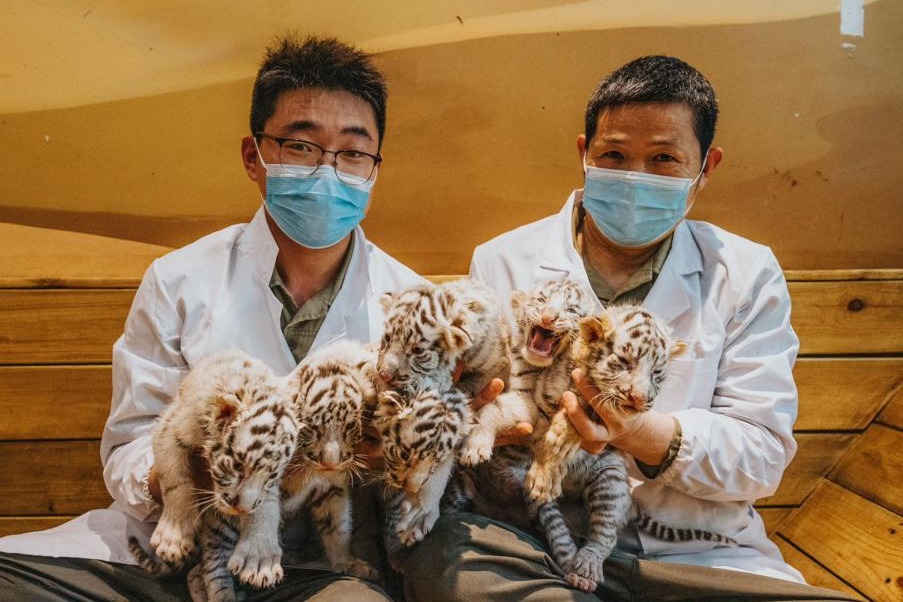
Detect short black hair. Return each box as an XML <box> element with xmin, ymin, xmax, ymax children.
<box><xmin>250</xmin><ymin>33</ymin><xmax>388</xmax><ymax>148</ymax></box>
<box><xmin>584</xmin><ymin>55</ymin><xmax>718</xmax><ymax>158</ymax></box>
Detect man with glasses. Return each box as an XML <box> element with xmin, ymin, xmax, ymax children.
<box><xmin>0</xmin><ymin>33</ymin><xmax>422</xmax><ymax>601</ymax></box>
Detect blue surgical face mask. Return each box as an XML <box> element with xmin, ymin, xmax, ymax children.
<box><xmin>257</xmin><ymin>146</ymin><xmax>375</xmax><ymax>250</ymax></box>
<box><xmin>582</xmin><ymin>158</ymin><xmax>705</xmax><ymax>248</ymax></box>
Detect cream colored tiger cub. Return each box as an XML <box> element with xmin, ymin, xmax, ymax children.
<box><xmin>376</xmin><ymin>277</ymin><xmax>511</xmax><ymax>397</ymax></box>
<box><xmin>279</xmin><ymin>340</ymin><xmax>381</xmax><ymax>583</ymax></box>
<box><xmin>148</xmin><ymin>349</ymin><xmax>299</xmax><ymax>591</ymax></box>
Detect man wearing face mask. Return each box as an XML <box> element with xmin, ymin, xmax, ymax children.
<box><xmin>405</xmin><ymin>56</ymin><xmax>858</xmax><ymax>601</ymax></box>
<box><xmin>0</xmin><ymin>34</ymin><xmax>425</xmax><ymax>600</ymax></box>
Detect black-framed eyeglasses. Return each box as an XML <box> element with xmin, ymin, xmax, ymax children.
<box><xmin>256</xmin><ymin>132</ymin><xmax>382</xmax><ymax>183</ymax></box>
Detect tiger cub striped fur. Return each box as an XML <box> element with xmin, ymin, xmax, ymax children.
<box><xmin>526</xmin><ymin>303</ymin><xmax>687</xmax><ymax>503</ymax></box>
<box><xmin>374</xmin><ymin>387</ymin><xmax>471</xmax><ymax>570</ymax></box>
<box><xmin>141</xmin><ymin>349</ymin><xmax>299</xmax><ymax>599</ymax></box>
<box><xmin>376</xmin><ymin>277</ymin><xmax>510</xmax><ymax>397</ymax></box>
<box><xmin>459</xmin><ymin>277</ymin><xmax>594</xmax><ymax>465</ymax></box>
<box><xmin>280</xmin><ymin>340</ymin><xmax>381</xmax><ymax>583</ymax></box>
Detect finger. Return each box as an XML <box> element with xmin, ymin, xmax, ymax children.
<box><xmin>470</xmin><ymin>378</ymin><xmax>505</xmax><ymax>411</ymax></box>
<box><xmin>571</xmin><ymin>368</ymin><xmax>601</xmax><ymax>412</ymax></box>
<box><xmin>561</xmin><ymin>390</ymin><xmax>609</xmax><ymax>441</ymax></box>
<box><xmin>494</xmin><ymin>422</ymin><xmax>533</xmax><ymax>447</ymax></box>
<box><xmin>581</xmin><ymin>440</ymin><xmax>608</xmax><ymax>455</ymax></box>
<box><xmin>453</xmin><ymin>360</ymin><xmax>465</xmax><ymax>384</ymax></box>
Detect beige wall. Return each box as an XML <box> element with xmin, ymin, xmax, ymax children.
<box><xmin>2</xmin><ymin>0</ymin><xmax>900</xmax><ymax>274</ymax></box>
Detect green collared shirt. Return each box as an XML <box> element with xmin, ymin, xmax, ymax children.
<box><xmin>269</xmin><ymin>233</ymin><xmax>354</xmax><ymax>363</ymax></box>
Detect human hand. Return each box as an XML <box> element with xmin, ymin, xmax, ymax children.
<box><xmin>562</xmin><ymin>368</ymin><xmax>650</xmax><ymax>454</ymax></box>
<box><xmin>355</xmin><ymin>424</ymin><xmax>384</xmax><ymax>470</ymax></box>
<box><xmin>563</xmin><ymin>368</ymin><xmax>674</xmax><ymax>464</ymax></box>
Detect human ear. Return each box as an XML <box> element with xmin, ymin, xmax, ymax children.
<box><xmin>241</xmin><ymin>136</ymin><xmax>262</xmax><ymax>182</ymax></box>
<box><xmin>698</xmin><ymin>146</ymin><xmax>724</xmax><ymax>190</ymax></box>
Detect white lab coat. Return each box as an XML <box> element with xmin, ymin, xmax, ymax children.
<box><xmin>0</xmin><ymin>207</ymin><xmax>424</xmax><ymax>564</ymax></box>
<box><xmin>470</xmin><ymin>191</ymin><xmax>805</xmax><ymax>582</ymax></box>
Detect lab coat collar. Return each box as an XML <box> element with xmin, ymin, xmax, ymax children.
<box><xmin>533</xmin><ymin>191</ymin><xmax>703</xmax><ymax>324</ymax></box>
<box><xmin>241</xmin><ymin>206</ymin><xmax>373</xmax><ymax>364</ymax></box>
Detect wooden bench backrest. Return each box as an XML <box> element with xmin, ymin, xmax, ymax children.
<box><xmin>1</xmin><ymin>264</ymin><xmax>901</xmax><ymax>600</ymax></box>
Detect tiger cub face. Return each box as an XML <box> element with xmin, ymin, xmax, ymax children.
<box><xmin>285</xmin><ymin>341</ymin><xmax>376</xmax><ymax>474</ymax></box>
<box><xmin>511</xmin><ymin>278</ymin><xmax>595</xmax><ymax>368</ymax></box>
<box><xmin>197</xmin><ymin>353</ymin><xmax>299</xmax><ymax>516</ymax></box>
<box><xmin>377</xmin><ymin>285</ymin><xmax>472</xmax><ymax>392</ymax></box>
<box><xmin>577</xmin><ymin>304</ymin><xmax>686</xmax><ymax>414</ymax></box>
<box><xmin>374</xmin><ymin>389</ymin><xmax>471</xmax><ymax>494</ymax></box>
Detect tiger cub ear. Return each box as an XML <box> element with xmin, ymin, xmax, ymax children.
<box><xmin>669</xmin><ymin>340</ymin><xmax>688</xmax><ymax>359</ymax></box>
<box><xmin>579</xmin><ymin>314</ymin><xmax>615</xmax><ymax>345</ymax></box>
<box><xmin>441</xmin><ymin>313</ymin><xmax>473</xmax><ymax>352</ymax></box>
<box><xmin>510</xmin><ymin>290</ymin><xmax>530</xmax><ymax>312</ymax></box>
<box><xmin>379</xmin><ymin>292</ymin><xmax>397</xmax><ymax>313</ymax></box>
<box><xmin>213</xmin><ymin>394</ymin><xmax>242</xmax><ymax>424</ymax></box>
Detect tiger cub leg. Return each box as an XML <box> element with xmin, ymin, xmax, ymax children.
<box><xmin>227</xmin><ymin>492</ymin><xmax>283</xmax><ymax>588</ymax></box>
<box><xmin>151</xmin><ymin>427</ymin><xmax>202</xmax><ymax>563</ymax></box>
<box><xmin>569</xmin><ymin>455</ymin><xmax>631</xmax><ymax>589</ymax></box>
<box><xmin>395</xmin><ymin>456</ymin><xmax>454</xmax><ymax>546</ymax></box>
<box><xmin>198</xmin><ymin>512</ymin><xmax>240</xmax><ymax>602</ymax></box>
<box><xmin>311</xmin><ymin>485</ymin><xmax>381</xmax><ymax>583</ymax></box>
<box><xmin>525</xmin><ymin>410</ymin><xmax>582</xmax><ymax>503</ymax></box>
<box><xmin>531</xmin><ymin>499</ymin><xmax>597</xmax><ymax>591</ymax></box>
<box><xmin>459</xmin><ymin>391</ymin><xmax>536</xmax><ymax>466</ymax></box>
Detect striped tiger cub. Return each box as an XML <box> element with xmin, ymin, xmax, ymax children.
<box><xmin>134</xmin><ymin>348</ymin><xmax>299</xmax><ymax>600</ymax></box>
<box><xmin>280</xmin><ymin>340</ymin><xmax>381</xmax><ymax>583</ymax></box>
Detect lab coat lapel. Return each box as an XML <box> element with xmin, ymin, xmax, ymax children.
<box><xmin>245</xmin><ymin>207</ymin><xmax>298</xmax><ymax>372</ymax></box>
<box><xmin>644</xmin><ymin>221</ymin><xmax>703</xmax><ymax>325</ymax></box>
<box><xmin>531</xmin><ymin>192</ymin><xmax>605</xmax><ymax>312</ymax></box>
<box><xmin>309</xmin><ymin>226</ymin><xmax>371</xmax><ymax>354</ymax></box>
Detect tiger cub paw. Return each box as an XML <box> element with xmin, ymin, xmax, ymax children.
<box><xmin>525</xmin><ymin>462</ymin><xmax>562</xmax><ymax>503</ymax></box>
<box><xmin>337</xmin><ymin>557</ymin><xmax>381</xmax><ymax>583</ymax></box>
<box><xmin>150</xmin><ymin>514</ymin><xmax>196</xmax><ymax>563</ymax></box>
<box><xmin>228</xmin><ymin>537</ymin><xmax>284</xmax><ymax>588</ymax></box>
<box><xmin>565</xmin><ymin>545</ymin><xmax>608</xmax><ymax>592</ymax></box>
<box><xmin>396</xmin><ymin>504</ymin><xmax>440</xmax><ymax>546</ymax></box>
<box><xmin>458</xmin><ymin>433</ymin><xmax>494</xmax><ymax>466</ymax></box>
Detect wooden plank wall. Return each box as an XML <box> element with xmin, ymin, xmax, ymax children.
<box><xmin>0</xmin><ymin>270</ymin><xmax>901</xmax><ymax>601</ymax></box>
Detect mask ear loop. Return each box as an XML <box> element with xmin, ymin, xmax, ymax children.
<box><xmin>683</xmin><ymin>150</ymin><xmax>710</xmax><ymax>216</ymax></box>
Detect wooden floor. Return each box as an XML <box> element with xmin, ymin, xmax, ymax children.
<box><xmin>0</xmin><ymin>224</ymin><xmax>900</xmax><ymax>600</ymax></box>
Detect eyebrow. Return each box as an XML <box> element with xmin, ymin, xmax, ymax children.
<box><xmin>285</xmin><ymin>120</ymin><xmax>374</xmax><ymax>141</ymax></box>
<box><xmin>598</xmin><ymin>133</ymin><xmax>681</xmax><ymax>146</ymax></box>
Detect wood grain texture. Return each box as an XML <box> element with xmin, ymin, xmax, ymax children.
<box><xmin>877</xmin><ymin>388</ymin><xmax>903</xmax><ymax>430</ymax></box>
<box><xmin>758</xmin><ymin>507</ymin><xmax>793</xmax><ymax>536</ymax></box>
<box><xmin>793</xmin><ymin>358</ymin><xmax>903</xmax><ymax>431</ymax></box>
<box><xmin>788</xmin><ymin>280</ymin><xmax>903</xmax><ymax>355</ymax></box>
<box><xmin>758</xmin><ymin>434</ymin><xmax>857</xmax><ymax>506</ymax></box>
<box><xmin>0</xmin><ymin>516</ymin><xmax>73</xmax><ymax>538</ymax></box>
<box><xmin>0</xmin><ymin>290</ymin><xmax>134</xmax><ymax>364</ymax></box>
<box><xmin>778</xmin><ymin>480</ymin><xmax>903</xmax><ymax>602</ymax></box>
<box><xmin>829</xmin><ymin>424</ymin><xmax>903</xmax><ymax>516</ymax></box>
<box><xmin>0</xmin><ymin>440</ymin><xmax>111</xmax><ymax>515</ymax></box>
<box><xmin>773</xmin><ymin>536</ymin><xmax>864</xmax><ymax>598</ymax></box>
<box><xmin>0</xmin><ymin>365</ymin><xmax>112</xmax><ymax>440</ymax></box>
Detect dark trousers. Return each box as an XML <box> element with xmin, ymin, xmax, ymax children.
<box><xmin>403</xmin><ymin>513</ymin><xmax>864</xmax><ymax>602</ymax></box>
<box><xmin>0</xmin><ymin>552</ymin><xmax>392</xmax><ymax>602</ymax></box>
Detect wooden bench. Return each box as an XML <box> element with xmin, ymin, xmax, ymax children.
<box><xmin>1</xmin><ymin>224</ymin><xmax>900</xmax><ymax>601</ymax></box>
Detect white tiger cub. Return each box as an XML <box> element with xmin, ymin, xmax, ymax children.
<box><xmin>280</xmin><ymin>340</ymin><xmax>381</xmax><ymax>583</ymax></box>
<box><xmin>148</xmin><ymin>349</ymin><xmax>299</xmax><ymax>591</ymax></box>
<box><xmin>376</xmin><ymin>277</ymin><xmax>510</xmax><ymax>397</ymax></box>
<box><xmin>459</xmin><ymin>277</ymin><xmax>595</xmax><ymax>465</ymax></box>
<box><xmin>373</xmin><ymin>387</ymin><xmax>471</xmax><ymax>570</ymax></box>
